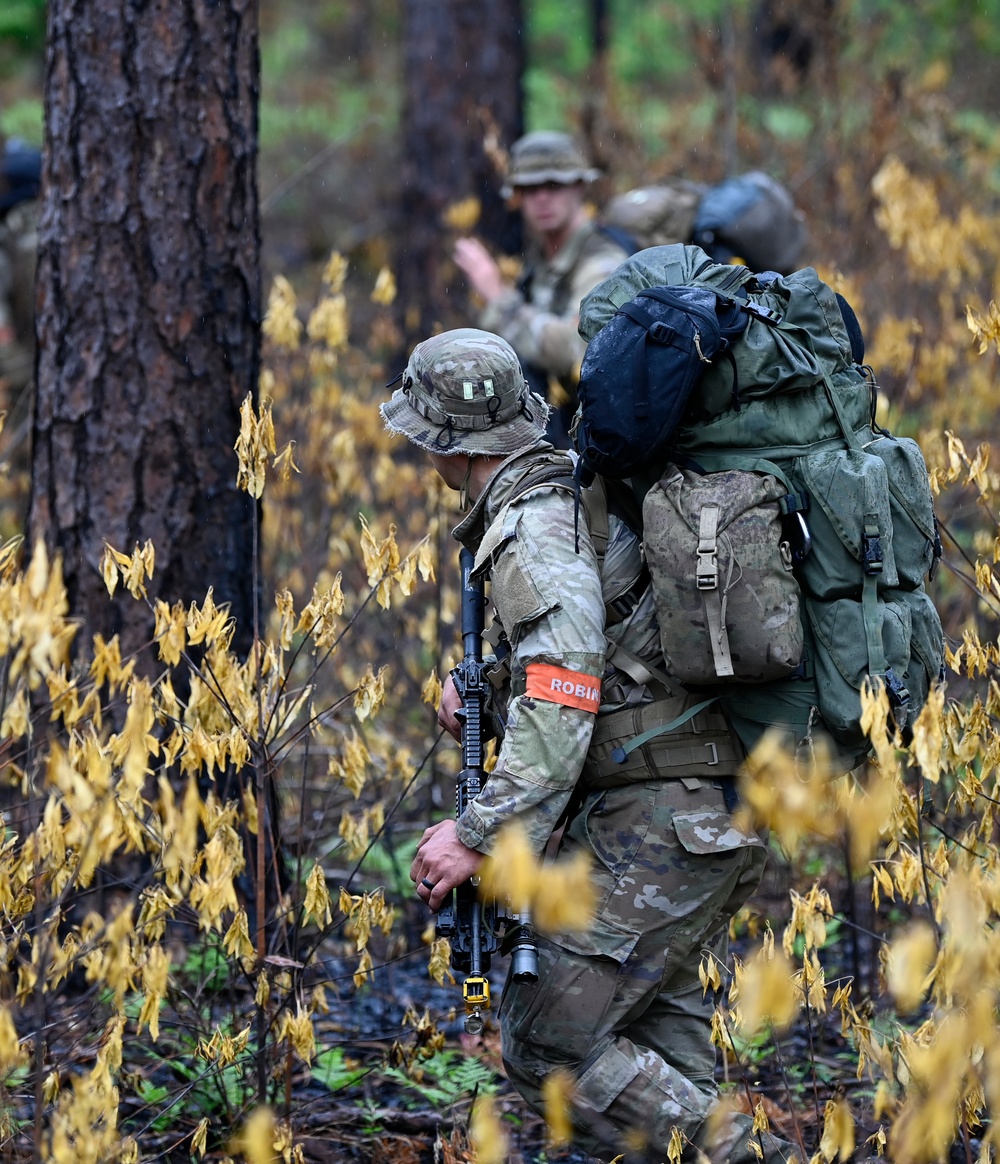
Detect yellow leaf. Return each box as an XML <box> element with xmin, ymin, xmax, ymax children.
<box><xmin>0</xmin><ymin>1007</ymin><xmax>25</xmax><ymax>1071</ymax></box>
<box><xmin>234</xmin><ymin>1106</ymin><xmax>277</xmax><ymax>1164</ymax></box>
<box><xmin>354</xmin><ymin>665</ymin><xmax>387</xmax><ymax>722</ymax></box>
<box><xmin>42</xmin><ymin>1070</ymin><xmax>59</xmax><ymax>1104</ymax></box>
<box><xmin>223</xmin><ymin>908</ymin><xmax>256</xmax><ymax>964</ymax></box>
<box><xmin>478</xmin><ymin>821</ymin><xmax>538</xmax><ymax>913</ymax></box>
<box><xmin>101</xmin><ymin>545</ymin><xmax>119</xmax><ymax>597</ymax></box>
<box><xmin>272</xmin><ymin>440</ymin><xmax>299</xmax><ymax>483</ymax></box>
<box><xmin>322</xmin><ymin>251</ymin><xmax>349</xmax><ymax>293</ymax></box>
<box><xmin>263</xmin><ymin>275</ymin><xmax>302</xmax><ymax>350</ymax></box>
<box><xmin>885</xmin><ymin>922</ymin><xmax>937</xmax><ymax>1013</ymax></box>
<box><xmin>307</xmin><ymin>294</ymin><xmax>348</xmax><ymax>351</ymax></box>
<box><xmin>819</xmin><ymin>1098</ymin><xmax>854</xmax><ymax>1163</ymax></box>
<box><xmin>910</xmin><ymin>683</ymin><xmax>945</xmax><ymax>784</ymax></box>
<box><xmin>469</xmin><ymin>1094</ymin><xmax>507</xmax><ymax>1164</ymax></box>
<box><xmin>865</xmin><ymin>1126</ymin><xmax>887</xmax><ymax>1156</ymax></box>
<box><xmin>278</xmin><ymin>1008</ymin><xmax>316</xmax><ymax>1065</ymax></box>
<box><xmin>421</xmin><ymin>669</ymin><xmax>443</xmax><ymax>708</ymax></box>
<box><xmin>352</xmin><ymin>948</ymin><xmax>373</xmax><ymax>989</ymax></box>
<box><xmin>532</xmin><ymin>851</ymin><xmax>595</xmax><ymax>934</ymax></box>
<box><xmin>427</xmin><ymin>938</ymin><xmax>455</xmax><ymax>986</ymax></box>
<box><xmin>699</xmin><ymin>952</ymin><xmax>723</xmax><ymax>996</ymax></box>
<box><xmin>443</xmin><ymin>196</ymin><xmax>481</xmax><ymax>233</ymax></box>
<box><xmin>542</xmin><ymin>1069</ymin><xmax>573</xmax><ymax>1148</ymax></box>
<box><xmin>736</xmin><ymin>945</ymin><xmax>800</xmax><ymax>1034</ymax></box>
<box><xmin>192</xmin><ymin>1118</ymin><xmax>209</xmax><ymax>1158</ymax></box>
<box><xmin>302</xmin><ymin>864</ymin><xmax>333</xmax><ymax>928</ymax></box>
<box><xmin>667</xmin><ymin>1125</ymin><xmax>685</xmax><ymax>1164</ymax></box>
<box><xmin>371</xmin><ymin>266</ymin><xmax>397</xmax><ymax>306</ymax></box>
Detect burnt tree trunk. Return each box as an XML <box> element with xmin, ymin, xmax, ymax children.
<box><xmin>397</xmin><ymin>0</ymin><xmax>524</xmax><ymax>344</ymax></box>
<box><xmin>29</xmin><ymin>0</ymin><xmax>261</xmax><ymax>663</ymax></box>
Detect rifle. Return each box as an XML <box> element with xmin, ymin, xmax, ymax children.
<box><xmin>435</xmin><ymin>547</ymin><xmax>538</xmax><ymax>1034</ymax></box>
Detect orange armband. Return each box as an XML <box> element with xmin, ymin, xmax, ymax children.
<box><xmin>524</xmin><ymin>663</ymin><xmax>601</xmax><ymax>714</ymax></box>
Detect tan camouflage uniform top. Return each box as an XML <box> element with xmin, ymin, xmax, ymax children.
<box><xmin>450</xmin><ymin>441</ymin><xmax>668</xmax><ymax>856</ymax></box>
<box><xmin>478</xmin><ymin>221</ymin><xmax>628</xmax><ymax>390</ymax></box>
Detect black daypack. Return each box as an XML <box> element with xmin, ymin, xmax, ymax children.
<box><xmin>574</xmin><ymin>276</ymin><xmax>749</xmax><ymax>481</ymax></box>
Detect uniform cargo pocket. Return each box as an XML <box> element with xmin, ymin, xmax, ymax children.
<box><xmin>796</xmin><ymin>448</ymin><xmax>898</xmax><ymax>598</ymax></box>
<box><xmin>805</xmin><ymin>595</ymin><xmax>911</xmax><ymax>745</ymax></box>
<box><xmin>578</xmin><ymin>786</ymin><xmax>655</xmax><ymax>879</ymax></box>
<box><xmin>866</xmin><ymin>436</ymin><xmax>938</xmax><ymax>588</ymax></box>
<box><xmin>672</xmin><ymin>810</ymin><xmax>764</xmax><ymax>855</ymax></box>
<box><xmin>552</xmin><ymin>911</ymin><xmax>641</xmax><ymax>963</ymax></box>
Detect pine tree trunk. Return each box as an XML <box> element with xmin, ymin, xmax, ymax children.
<box><xmin>397</xmin><ymin>0</ymin><xmax>524</xmax><ymax>344</ymax></box>
<box><xmin>29</xmin><ymin>0</ymin><xmax>261</xmax><ymax>663</ymax></box>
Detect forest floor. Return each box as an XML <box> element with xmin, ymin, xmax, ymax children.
<box><xmin>0</xmin><ymin>849</ymin><xmax>910</xmax><ymax>1164</ymax></box>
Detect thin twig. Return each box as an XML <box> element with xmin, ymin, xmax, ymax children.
<box><xmin>916</xmin><ymin>782</ymin><xmax>943</xmax><ymax>943</ymax></box>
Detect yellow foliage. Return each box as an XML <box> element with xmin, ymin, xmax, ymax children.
<box><xmin>542</xmin><ymin>1068</ymin><xmax>574</xmax><ymax>1149</ymax></box>
<box><xmin>479</xmin><ymin>820</ymin><xmax>595</xmax><ymax>933</ymax></box>
<box><xmin>371</xmin><ymin>266</ymin><xmax>397</xmax><ymax>306</ymax></box>
<box><xmin>234</xmin><ymin>1106</ymin><xmax>278</xmax><ymax>1164</ymax></box>
<box><xmin>733</xmin><ymin>944</ymin><xmax>801</xmax><ymax>1034</ymax></box>
<box><xmin>469</xmin><ymin>1094</ymin><xmax>507</xmax><ymax>1164</ymax></box>
<box><xmin>885</xmin><ymin>922</ymin><xmax>937</xmax><ymax>1013</ymax></box>
<box><xmin>302</xmin><ymin>862</ymin><xmax>333</xmax><ymax>927</ymax></box>
<box><xmin>263</xmin><ymin>275</ymin><xmax>302</xmax><ymax>349</ymax></box>
<box><xmin>819</xmin><ymin>1098</ymin><xmax>855</xmax><ymax>1163</ymax></box>
<box><xmin>443</xmin><ymin>196</ymin><xmax>481</xmax><ymax>233</ymax></box>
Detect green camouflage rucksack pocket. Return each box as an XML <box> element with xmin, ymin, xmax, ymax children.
<box><xmin>642</xmin><ymin>467</ymin><xmax>804</xmax><ymax>684</ymax></box>
<box><xmin>787</xmin><ymin>433</ymin><xmax>944</xmax><ymax>745</ymax></box>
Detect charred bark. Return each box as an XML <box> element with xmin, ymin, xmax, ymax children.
<box><xmin>30</xmin><ymin>0</ymin><xmax>261</xmax><ymax>663</ymax></box>
<box><xmin>397</xmin><ymin>0</ymin><xmax>524</xmax><ymax>344</ymax></box>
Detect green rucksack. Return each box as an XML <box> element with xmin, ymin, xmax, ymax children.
<box><xmin>577</xmin><ymin>244</ymin><xmax>945</xmax><ymax>764</ymax></box>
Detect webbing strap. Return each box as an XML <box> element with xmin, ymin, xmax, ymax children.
<box><xmin>611</xmin><ymin>697</ymin><xmax>719</xmax><ymax>763</ymax></box>
<box><xmin>859</xmin><ymin>476</ymin><xmax>888</xmax><ymax>682</ymax></box>
<box><xmin>697</xmin><ymin>504</ymin><xmax>735</xmax><ymax>678</ymax></box>
<box><xmin>861</xmin><ymin>570</ymin><xmax>886</xmax><ymax>686</ymax></box>
<box><xmin>696</xmin><ymin>504</ymin><xmax>720</xmax><ymax>589</ymax></box>
<box><xmin>821</xmin><ymin>371</ymin><xmax>866</xmax><ymax>452</ymax></box>
<box><xmin>604</xmin><ymin>641</ymin><xmax>676</xmax><ymax>694</ymax></box>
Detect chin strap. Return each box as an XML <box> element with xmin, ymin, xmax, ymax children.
<box><xmin>459</xmin><ymin>456</ymin><xmax>474</xmax><ymax>512</ymax></box>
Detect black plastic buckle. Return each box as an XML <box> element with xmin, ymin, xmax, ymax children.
<box><xmin>743</xmin><ymin>301</ymin><xmax>783</xmax><ymax>325</ymax></box>
<box><xmin>884</xmin><ymin>666</ymin><xmax>910</xmax><ymax>714</ymax></box>
<box><xmin>862</xmin><ymin>532</ymin><xmax>883</xmax><ymax>575</ymax></box>
<box><xmin>648</xmin><ymin>321</ymin><xmax>675</xmax><ymax>343</ymax></box>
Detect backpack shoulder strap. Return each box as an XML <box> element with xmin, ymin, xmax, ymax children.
<box><xmin>502</xmin><ymin>455</ymin><xmax>611</xmax><ymax>561</ymax></box>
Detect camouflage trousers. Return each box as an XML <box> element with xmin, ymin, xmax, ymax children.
<box><xmin>500</xmin><ymin>776</ymin><xmax>790</xmax><ymax>1163</ymax></box>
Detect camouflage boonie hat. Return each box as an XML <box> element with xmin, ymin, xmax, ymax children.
<box><xmin>501</xmin><ymin>131</ymin><xmax>600</xmax><ymax>198</ymax></box>
<box><xmin>381</xmin><ymin>329</ymin><xmax>550</xmax><ymax>456</ymax></box>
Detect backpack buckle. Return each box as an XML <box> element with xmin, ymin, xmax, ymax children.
<box><xmin>696</xmin><ymin>547</ymin><xmax>718</xmax><ymax>589</ymax></box>
<box><xmin>697</xmin><ymin>504</ymin><xmax>720</xmax><ymax>589</ymax></box>
<box><xmin>647</xmin><ymin>320</ymin><xmax>675</xmax><ymax>344</ymax></box>
<box><xmin>863</xmin><ymin>516</ymin><xmax>883</xmax><ymax>575</ymax></box>
<box><xmin>744</xmin><ymin>300</ymin><xmax>784</xmax><ymax>326</ymax></box>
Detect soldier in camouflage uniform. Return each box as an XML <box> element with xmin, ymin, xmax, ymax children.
<box><xmin>382</xmin><ymin>329</ymin><xmax>793</xmax><ymax>1163</ymax></box>
<box><xmin>453</xmin><ymin>132</ymin><xmax>629</xmax><ymax>447</ymax></box>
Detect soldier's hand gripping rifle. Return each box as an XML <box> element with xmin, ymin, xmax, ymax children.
<box><xmin>435</xmin><ymin>547</ymin><xmax>538</xmax><ymax>1034</ymax></box>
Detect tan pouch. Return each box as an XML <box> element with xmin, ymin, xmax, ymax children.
<box><xmin>643</xmin><ymin>467</ymin><xmax>804</xmax><ymax>683</ymax></box>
